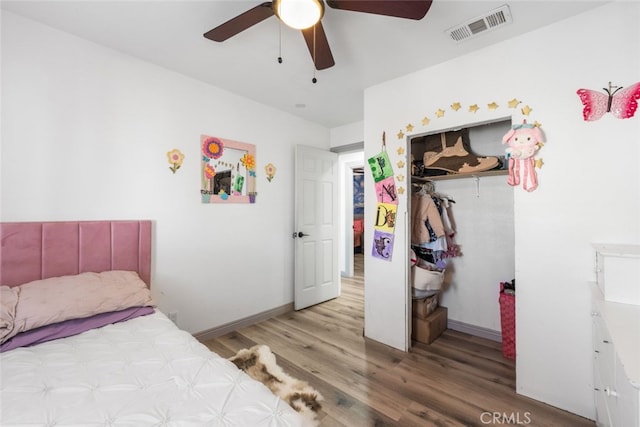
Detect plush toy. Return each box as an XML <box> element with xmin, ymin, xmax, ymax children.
<box><xmin>502</xmin><ymin>121</ymin><xmax>545</xmax><ymax>192</ymax></box>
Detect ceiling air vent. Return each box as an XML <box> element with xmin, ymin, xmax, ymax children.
<box><xmin>446</xmin><ymin>5</ymin><xmax>512</xmax><ymax>43</ymax></box>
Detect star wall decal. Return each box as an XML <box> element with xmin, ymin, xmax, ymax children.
<box><xmin>397</xmin><ymin>146</ymin><xmax>405</xmax><ymax>155</ymax></box>
<box><xmin>393</xmin><ymin>97</ymin><xmax>538</xmax><ymax>159</ymax></box>
<box><xmin>508</xmin><ymin>98</ymin><xmax>521</xmax><ymax>108</ymax></box>
<box><xmin>397</xmin><ymin>160</ymin><xmax>405</xmax><ymax>168</ymax></box>
<box><xmin>397</xmin><ymin>174</ymin><xmax>405</xmax><ymax>182</ymax></box>
<box><xmin>535</xmin><ymin>158</ymin><xmax>544</xmax><ymax>168</ymax></box>
<box><xmin>397</xmin><ymin>186</ymin><xmax>405</xmax><ymax>195</ymax></box>
<box><xmin>533</xmin><ymin>120</ymin><xmax>542</xmax><ymax>127</ymax></box>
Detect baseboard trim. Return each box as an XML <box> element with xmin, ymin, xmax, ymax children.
<box><xmin>447</xmin><ymin>319</ymin><xmax>502</xmax><ymax>343</ymax></box>
<box><xmin>193</xmin><ymin>303</ymin><xmax>294</xmax><ymax>342</ymax></box>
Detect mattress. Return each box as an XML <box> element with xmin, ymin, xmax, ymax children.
<box><xmin>0</xmin><ymin>311</ymin><xmax>307</xmax><ymax>426</ymax></box>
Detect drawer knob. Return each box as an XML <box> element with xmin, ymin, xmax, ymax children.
<box><xmin>604</xmin><ymin>387</ymin><xmax>618</xmax><ymax>397</ymax></box>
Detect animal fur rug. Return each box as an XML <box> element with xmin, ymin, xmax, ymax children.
<box><xmin>229</xmin><ymin>345</ymin><xmax>323</xmax><ymax>425</ymax></box>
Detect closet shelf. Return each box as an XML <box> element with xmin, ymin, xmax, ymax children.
<box><xmin>411</xmin><ymin>169</ymin><xmax>508</xmax><ymax>182</ymax></box>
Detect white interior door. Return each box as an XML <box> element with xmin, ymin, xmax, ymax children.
<box><xmin>294</xmin><ymin>145</ymin><xmax>339</xmax><ymax>310</ymax></box>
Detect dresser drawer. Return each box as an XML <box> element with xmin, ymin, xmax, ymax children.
<box><xmin>593</xmin><ymin>313</ymin><xmax>615</xmax><ymax>387</ymax></box>
<box><xmin>594</xmin><ymin>366</ymin><xmax>614</xmax><ymax>427</ymax></box>
<box><xmin>615</xmin><ymin>353</ymin><xmax>640</xmax><ymax>427</ymax></box>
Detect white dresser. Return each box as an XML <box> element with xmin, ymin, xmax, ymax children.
<box><xmin>591</xmin><ymin>285</ymin><xmax>640</xmax><ymax>427</ymax></box>
<box><xmin>591</xmin><ymin>243</ymin><xmax>640</xmax><ymax>426</ymax></box>
<box><xmin>591</xmin><ymin>243</ymin><xmax>639</xmax><ymax>427</ymax></box>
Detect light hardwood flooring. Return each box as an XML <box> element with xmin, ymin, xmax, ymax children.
<box><xmin>202</xmin><ymin>253</ymin><xmax>594</xmax><ymax>426</ymax></box>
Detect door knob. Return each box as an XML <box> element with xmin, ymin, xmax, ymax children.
<box><xmin>292</xmin><ymin>231</ymin><xmax>309</xmax><ymax>238</ymax></box>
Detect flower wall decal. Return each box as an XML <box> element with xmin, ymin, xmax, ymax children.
<box><xmin>265</xmin><ymin>163</ymin><xmax>277</xmax><ymax>182</ymax></box>
<box><xmin>167</xmin><ymin>149</ymin><xmax>184</xmax><ymax>174</ymax></box>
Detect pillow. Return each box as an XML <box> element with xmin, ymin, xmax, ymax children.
<box><xmin>0</xmin><ymin>306</ymin><xmax>155</xmax><ymax>352</ymax></box>
<box><xmin>1</xmin><ymin>270</ymin><xmax>154</xmax><ymax>344</ymax></box>
<box><xmin>0</xmin><ymin>286</ymin><xmax>19</xmax><ymax>343</ymax></box>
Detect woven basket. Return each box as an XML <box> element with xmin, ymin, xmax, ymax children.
<box><xmin>411</xmin><ymin>264</ymin><xmax>444</xmax><ymax>291</ymax></box>
<box><xmin>499</xmin><ymin>282</ymin><xmax>515</xmax><ymax>360</ymax></box>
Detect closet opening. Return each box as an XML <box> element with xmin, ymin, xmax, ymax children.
<box><xmin>407</xmin><ymin>118</ymin><xmax>515</xmax><ymax>354</ymax></box>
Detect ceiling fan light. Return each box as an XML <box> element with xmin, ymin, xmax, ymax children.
<box><xmin>274</xmin><ymin>0</ymin><xmax>324</xmax><ymax>30</ymax></box>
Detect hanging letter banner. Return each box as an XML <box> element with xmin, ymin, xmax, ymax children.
<box><xmin>369</xmin><ymin>132</ymin><xmax>397</xmax><ymax>262</ymax></box>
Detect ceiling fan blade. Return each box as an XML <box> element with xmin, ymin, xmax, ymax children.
<box><xmin>301</xmin><ymin>21</ymin><xmax>335</xmax><ymax>70</ymax></box>
<box><xmin>204</xmin><ymin>2</ymin><xmax>274</xmax><ymax>42</ymax></box>
<box><xmin>326</xmin><ymin>0</ymin><xmax>432</xmax><ymax>20</ymax></box>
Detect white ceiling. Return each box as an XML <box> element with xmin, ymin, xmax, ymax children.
<box><xmin>1</xmin><ymin>0</ymin><xmax>606</xmax><ymax>128</ymax></box>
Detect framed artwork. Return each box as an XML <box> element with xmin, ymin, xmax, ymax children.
<box><xmin>200</xmin><ymin>135</ymin><xmax>256</xmax><ymax>203</ymax></box>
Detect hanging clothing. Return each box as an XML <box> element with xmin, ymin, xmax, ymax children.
<box><xmin>411</xmin><ymin>193</ymin><xmax>445</xmax><ymax>246</ymax></box>
<box><xmin>439</xmin><ymin>196</ymin><xmax>462</xmax><ymax>258</ymax></box>
<box><xmin>411</xmin><ymin>182</ymin><xmax>462</xmax><ymax>264</ymax></box>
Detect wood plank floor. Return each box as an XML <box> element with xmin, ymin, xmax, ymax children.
<box><xmin>202</xmin><ymin>253</ymin><xmax>595</xmax><ymax>426</ymax></box>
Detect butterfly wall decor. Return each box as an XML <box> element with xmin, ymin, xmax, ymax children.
<box><xmin>576</xmin><ymin>81</ymin><xmax>640</xmax><ymax>121</ymax></box>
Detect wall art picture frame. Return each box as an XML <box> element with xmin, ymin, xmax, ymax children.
<box><xmin>200</xmin><ymin>135</ymin><xmax>256</xmax><ymax>203</ymax></box>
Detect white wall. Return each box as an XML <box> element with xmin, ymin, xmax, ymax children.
<box><xmin>363</xmin><ymin>1</ymin><xmax>640</xmax><ymax>419</ymax></box>
<box><xmin>1</xmin><ymin>12</ymin><xmax>330</xmax><ymax>334</ymax></box>
<box><xmin>330</xmin><ymin>121</ymin><xmax>363</xmax><ymax>149</ymax></box>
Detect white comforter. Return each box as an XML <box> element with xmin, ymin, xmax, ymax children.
<box><xmin>0</xmin><ymin>311</ymin><xmax>307</xmax><ymax>426</ymax></box>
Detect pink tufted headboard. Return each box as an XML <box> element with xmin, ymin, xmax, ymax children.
<box><xmin>0</xmin><ymin>220</ymin><xmax>152</xmax><ymax>287</ymax></box>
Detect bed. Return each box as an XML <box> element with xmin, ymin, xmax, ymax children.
<box><xmin>0</xmin><ymin>220</ymin><xmax>309</xmax><ymax>426</ymax></box>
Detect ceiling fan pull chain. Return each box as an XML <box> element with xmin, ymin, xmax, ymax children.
<box><xmin>312</xmin><ymin>24</ymin><xmax>318</xmax><ymax>83</ymax></box>
<box><xmin>277</xmin><ymin>20</ymin><xmax>283</xmax><ymax>64</ymax></box>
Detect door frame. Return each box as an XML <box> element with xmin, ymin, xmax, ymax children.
<box><xmin>340</xmin><ymin>153</ymin><xmax>364</xmax><ymax>278</ymax></box>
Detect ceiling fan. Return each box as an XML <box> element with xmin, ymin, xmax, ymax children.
<box><xmin>203</xmin><ymin>0</ymin><xmax>433</xmax><ymax>71</ymax></box>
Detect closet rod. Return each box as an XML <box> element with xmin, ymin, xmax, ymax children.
<box><xmin>411</xmin><ymin>181</ymin><xmax>455</xmax><ymax>203</ymax></box>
